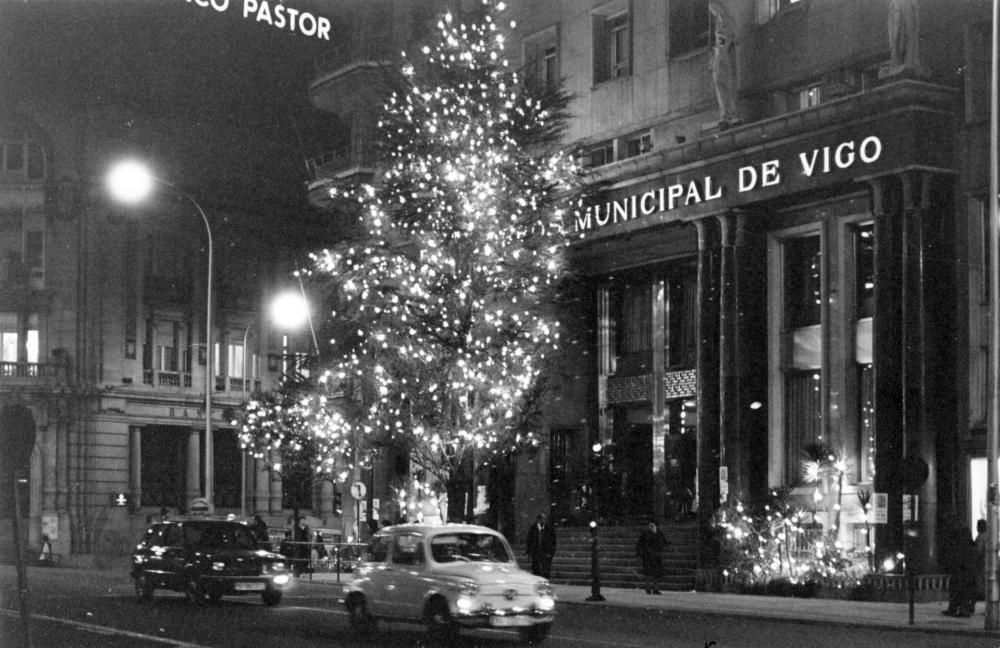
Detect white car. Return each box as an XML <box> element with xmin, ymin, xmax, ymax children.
<box><xmin>344</xmin><ymin>523</ymin><xmax>556</xmax><ymax>642</ymax></box>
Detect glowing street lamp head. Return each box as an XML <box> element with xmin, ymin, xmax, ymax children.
<box><xmin>271</xmin><ymin>291</ymin><xmax>310</xmax><ymax>331</ymax></box>
<box><xmin>107</xmin><ymin>160</ymin><xmax>155</xmax><ymax>204</ymax></box>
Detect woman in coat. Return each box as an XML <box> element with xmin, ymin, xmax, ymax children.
<box><xmin>636</xmin><ymin>520</ymin><xmax>669</xmax><ymax>594</ymax></box>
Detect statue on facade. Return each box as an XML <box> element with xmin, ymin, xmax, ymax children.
<box><xmin>886</xmin><ymin>0</ymin><xmax>921</xmax><ymax>73</ymax></box>
<box><xmin>709</xmin><ymin>1</ymin><xmax>739</xmax><ymax>127</ymax></box>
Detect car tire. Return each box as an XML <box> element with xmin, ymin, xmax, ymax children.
<box><xmin>133</xmin><ymin>572</ymin><xmax>154</xmax><ymax>603</ymax></box>
<box><xmin>424</xmin><ymin>597</ymin><xmax>455</xmax><ymax>641</ymax></box>
<box><xmin>207</xmin><ymin>590</ymin><xmax>223</xmax><ymax>603</ymax></box>
<box><xmin>518</xmin><ymin>622</ymin><xmax>552</xmax><ymax>644</ymax></box>
<box><xmin>345</xmin><ymin>593</ymin><xmax>374</xmax><ymax>635</ymax></box>
<box><xmin>261</xmin><ymin>589</ymin><xmax>282</xmax><ymax>606</ymax></box>
<box><xmin>184</xmin><ymin>576</ymin><xmax>207</xmax><ymax>606</ymax></box>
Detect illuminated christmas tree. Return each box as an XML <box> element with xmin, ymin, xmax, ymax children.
<box><xmin>307</xmin><ymin>0</ymin><xmax>579</xmax><ymax>522</ymax></box>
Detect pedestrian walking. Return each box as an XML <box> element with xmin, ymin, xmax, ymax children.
<box><xmin>525</xmin><ymin>513</ymin><xmax>557</xmax><ymax>578</ymax></box>
<box><xmin>975</xmin><ymin>518</ymin><xmax>988</xmax><ymax>601</ymax></box>
<box><xmin>636</xmin><ymin>520</ymin><xmax>669</xmax><ymax>594</ymax></box>
<box><xmin>943</xmin><ymin>524</ymin><xmax>977</xmax><ymax>617</ymax></box>
<box><xmin>293</xmin><ymin>518</ymin><xmax>311</xmax><ymax>575</ymax></box>
<box><xmin>251</xmin><ymin>514</ymin><xmax>269</xmax><ymax>546</ymax></box>
<box><xmin>38</xmin><ymin>534</ymin><xmax>53</xmax><ymax>566</ymax></box>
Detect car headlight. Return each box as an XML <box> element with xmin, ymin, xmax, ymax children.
<box><xmin>212</xmin><ymin>561</ymin><xmax>226</xmax><ymax>572</ymax></box>
<box><xmin>535</xmin><ymin>581</ymin><xmax>554</xmax><ymax>597</ymax></box>
<box><xmin>263</xmin><ymin>562</ymin><xmax>286</xmax><ymax>574</ymax></box>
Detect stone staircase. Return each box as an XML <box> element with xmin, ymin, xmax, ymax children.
<box><xmin>536</xmin><ymin>521</ymin><xmax>698</xmax><ymax>591</ymax></box>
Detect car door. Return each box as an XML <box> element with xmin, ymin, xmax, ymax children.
<box><xmin>362</xmin><ymin>534</ymin><xmax>396</xmax><ymax>616</ymax></box>
<box><xmin>384</xmin><ymin>532</ymin><xmax>428</xmax><ymax>621</ymax></box>
<box><xmin>155</xmin><ymin>523</ymin><xmax>187</xmax><ymax>589</ymax></box>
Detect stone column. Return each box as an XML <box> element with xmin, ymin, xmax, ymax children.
<box><xmin>187</xmin><ymin>427</ymin><xmax>201</xmax><ymax>505</ymax></box>
<box><xmin>129</xmin><ymin>426</ymin><xmax>142</xmax><ymax>508</ymax></box>
<box><xmin>870</xmin><ymin>176</ymin><xmax>905</xmax><ymax>562</ymax></box>
<box><xmin>651</xmin><ymin>279</ymin><xmax>667</xmax><ymax>521</ymax></box>
<box><xmin>717</xmin><ymin>211</ymin><xmax>748</xmax><ymax>501</ymax></box>
<box><xmin>41</xmin><ymin>424</ymin><xmax>56</xmax><ymax>512</ymax></box>
<box><xmin>694</xmin><ymin>217</ymin><xmax>721</xmax><ymax>568</ymax></box>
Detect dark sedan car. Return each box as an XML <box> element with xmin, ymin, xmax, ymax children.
<box><xmin>131</xmin><ymin>518</ymin><xmax>291</xmax><ymax>606</ymax></box>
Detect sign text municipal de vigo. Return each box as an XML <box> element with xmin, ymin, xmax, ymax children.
<box><xmin>573</xmin><ymin>135</ymin><xmax>883</xmax><ymax>234</ymax></box>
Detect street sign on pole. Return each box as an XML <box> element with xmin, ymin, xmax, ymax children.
<box><xmin>350</xmin><ymin>481</ymin><xmax>367</xmax><ymax>500</ymax></box>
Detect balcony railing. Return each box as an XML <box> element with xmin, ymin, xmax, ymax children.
<box><xmin>307</xmin><ymin>145</ymin><xmax>376</xmax><ymax>180</ymax></box>
<box><xmin>138</xmin><ymin>371</ymin><xmax>259</xmax><ymax>394</ymax></box>
<box><xmin>0</xmin><ymin>361</ymin><xmax>52</xmax><ymax>378</ymax></box>
<box><xmin>142</xmin><ymin>370</ymin><xmax>193</xmax><ymax>388</ymax></box>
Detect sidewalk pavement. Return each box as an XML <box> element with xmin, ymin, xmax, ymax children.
<box><xmin>299</xmin><ymin>570</ymin><xmax>992</xmax><ymax>637</ymax></box>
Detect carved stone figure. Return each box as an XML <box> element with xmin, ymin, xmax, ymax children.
<box><xmin>709</xmin><ymin>1</ymin><xmax>738</xmax><ymax>126</ymax></box>
<box><xmin>888</xmin><ymin>0</ymin><xmax>920</xmax><ymax>70</ymax></box>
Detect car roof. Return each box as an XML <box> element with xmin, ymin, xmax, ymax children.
<box><xmin>378</xmin><ymin>523</ymin><xmax>504</xmax><ymax>537</ymax></box>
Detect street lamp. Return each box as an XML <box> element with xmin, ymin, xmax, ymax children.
<box><xmin>239</xmin><ymin>290</ymin><xmax>312</xmax><ymax>517</ymax></box>
<box><xmin>108</xmin><ymin>160</ymin><xmax>216</xmax><ymax>511</ymax></box>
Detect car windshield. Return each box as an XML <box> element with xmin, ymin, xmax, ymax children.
<box><xmin>429</xmin><ymin>532</ymin><xmax>512</xmax><ymax>563</ymax></box>
<box><xmin>185</xmin><ymin>523</ymin><xmax>260</xmax><ymax>550</ymax></box>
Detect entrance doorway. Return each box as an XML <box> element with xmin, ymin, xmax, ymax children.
<box><xmin>612</xmin><ymin>418</ymin><xmax>653</xmax><ymax>519</ymax></box>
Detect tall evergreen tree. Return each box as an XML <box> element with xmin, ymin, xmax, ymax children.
<box><xmin>308</xmin><ymin>0</ymin><xmax>579</xmax><ymax>522</ymax></box>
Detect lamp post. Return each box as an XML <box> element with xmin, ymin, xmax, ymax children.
<box><xmin>987</xmin><ymin>0</ymin><xmax>1000</xmax><ymax>630</ymax></box>
<box><xmin>238</xmin><ymin>291</ymin><xmax>313</xmax><ymax>517</ymax></box>
<box><xmin>108</xmin><ymin>160</ymin><xmax>216</xmax><ymax>511</ymax></box>
<box><xmin>586</xmin><ymin>442</ymin><xmax>605</xmax><ymax>602</ymax></box>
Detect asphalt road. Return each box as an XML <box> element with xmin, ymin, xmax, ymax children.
<box><xmin>1</xmin><ymin>566</ymin><xmax>996</xmax><ymax>648</ymax></box>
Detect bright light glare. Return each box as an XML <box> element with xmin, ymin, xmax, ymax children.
<box><xmin>107</xmin><ymin>160</ymin><xmax>154</xmax><ymax>204</ymax></box>
<box><xmin>271</xmin><ymin>291</ymin><xmax>310</xmax><ymax>330</ymax></box>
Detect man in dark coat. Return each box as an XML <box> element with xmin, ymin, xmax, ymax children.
<box><xmin>636</xmin><ymin>520</ymin><xmax>669</xmax><ymax>594</ymax></box>
<box><xmin>525</xmin><ymin>513</ymin><xmax>557</xmax><ymax>578</ymax></box>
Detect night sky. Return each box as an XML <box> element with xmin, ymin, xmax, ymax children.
<box><xmin>0</xmin><ymin>0</ymin><xmax>351</xmax><ymax>211</ymax></box>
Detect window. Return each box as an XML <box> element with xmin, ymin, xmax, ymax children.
<box><xmin>228</xmin><ymin>343</ymin><xmax>245</xmax><ymax>378</ymax></box>
<box><xmin>666</xmin><ymin>265</ymin><xmax>697</xmax><ymax>369</ymax></box>
<box><xmin>854</xmin><ymin>224</ymin><xmax>874</xmax><ymax>319</ymax></box>
<box><xmin>391</xmin><ymin>534</ymin><xmax>425</xmax><ymax>566</ymax></box>
<box><xmin>593</xmin><ymin>10</ymin><xmax>631</xmax><ymax>83</ymax></box>
<box><xmin>5</xmin><ymin>143</ymin><xmax>24</xmax><ymax>172</ymax></box>
<box><xmin>582</xmin><ymin>140</ymin><xmax>614</xmax><ymax>168</ymax></box>
<box><xmin>669</xmin><ymin>0</ymin><xmax>711</xmax><ymax>57</ymax></box>
<box><xmin>784</xmin><ymin>235</ymin><xmax>822</xmax><ymax>329</ymax></box>
<box><xmin>523</xmin><ymin>29</ymin><xmax>559</xmax><ymax>92</ymax></box>
<box><xmin>623</xmin><ymin>132</ymin><xmax>653</xmax><ymax>159</ymax></box>
<box><xmin>785</xmin><ymin>370</ymin><xmax>823</xmax><ymax>480</ymax></box>
<box><xmin>610</xmin><ymin>283</ymin><xmax>652</xmax><ymax>364</ymax></box>
<box><xmin>0</xmin><ymin>313</ymin><xmax>39</xmax><ymax>368</ymax></box>
<box><xmin>2</xmin><ymin>141</ymin><xmax>46</xmax><ymax>180</ymax></box>
<box><xmin>580</xmin><ymin>131</ymin><xmax>652</xmax><ymax>168</ymax></box>
<box><xmin>368</xmin><ymin>534</ymin><xmax>392</xmax><ymax>562</ymax></box>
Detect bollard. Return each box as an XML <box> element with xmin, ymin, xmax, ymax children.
<box><xmin>586</xmin><ymin>520</ymin><xmax>605</xmax><ymax>602</ymax></box>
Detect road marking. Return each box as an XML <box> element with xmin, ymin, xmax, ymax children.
<box><xmin>0</xmin><ymin>609</ymin><xmax>211</xmax><ymax>648</ymax></box>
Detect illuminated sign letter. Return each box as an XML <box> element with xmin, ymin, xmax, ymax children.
<box><xmin>640</xmin><ymin>190</ymin><xmax>658</xmax><ymax>216</ymax></box>
<box><xmin>738</xmin><ymin>165</ymin><xmax>757</xmax><ymax>192</ymax></box>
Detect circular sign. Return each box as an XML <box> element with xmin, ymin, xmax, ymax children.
<box><xmin>350</xmin><ymin>481</ymin><xmax>367</xmax><ymax>499</ymax></box>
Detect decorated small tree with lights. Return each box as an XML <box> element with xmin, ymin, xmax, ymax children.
<box><xmin>234</xmin><ymin>377</ymin><xmax>356</xmax><ymax>525</ymax></box>
<box><xmin>307</xmin><ymin>0</ymin><xmax>578</xmax><ymax>525</ymax></box>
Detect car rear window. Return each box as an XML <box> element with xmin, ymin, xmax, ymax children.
<box><xmin>429</xmin><ymin>533</ymin><xmax>512</xmax><ymax>563</ymax></box>
<box><xmin>183</xmin><ymin>523</ymin><xmax>260</xmax><ymax>550</ymax></box>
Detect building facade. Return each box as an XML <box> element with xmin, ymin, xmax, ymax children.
<box><xmin>0</xmin><ymin>106</ymin><xmax>325</xmax><ymax>561</ymax></box>
<box><xmin>502</xmin><ymin>0</ymin><xmax>989</xmax><ymax>572</ymax></box>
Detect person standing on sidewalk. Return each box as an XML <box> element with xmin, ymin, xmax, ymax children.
<box><xmin>525</xmin><ymin>513</ymin><xmax>556</xmax><ymax>578</ymax></box>
<box><xmin>636</xmin><ymin>520</ymin><xmax>669</xmax><ymax>595</ymax></box>
<box><xmin>943</xmin><ymin>524</ymin><xmax>977</xmax><ymax>617</ymax></box>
